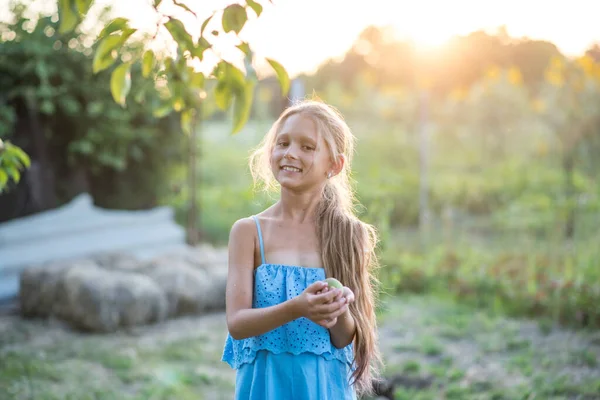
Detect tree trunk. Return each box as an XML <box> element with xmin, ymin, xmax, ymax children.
<box><xmin>25</xmin><ymin>93</ymin><xmax>57</xmax><ymax>211</ymax></box>
<box><xmin>187</xmin><ymin>111</ymin><xmax>201</xmax><ymax>245</ymax></box>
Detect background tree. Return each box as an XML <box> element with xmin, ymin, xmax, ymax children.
<box><xmin>0</xmin><ymin>0</ymin><xmax>290</xmax><ymax>242</ymax></box>
<box><xmin>536</xmin><ymin>55</ymin><xmax>600</xmax><ymax>239</ymax></box>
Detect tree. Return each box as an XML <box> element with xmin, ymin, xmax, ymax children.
<box><xmin>60</xmin><ymin>0</ymin><xmax>289</xmax><ymax>132</ymax></box>
<box><xmin>0</xmin><ymin>6</ymin><xmax>187</xmax><ymax>217</ymax></box>
<box><xmin>536</xmin><ymin>55</ymin><xmax>600</xmax><ymax>239</ymax></box>
<box><xmin>1</xmin><ymin>0</ymin><xmax>289</xmax><ymax>243</ymax></box>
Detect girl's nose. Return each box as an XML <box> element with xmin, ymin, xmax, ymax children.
<box><xmin>284</xmin><ymin>146</ymin><xmax>297</xmax><ymax>159</ymax></box>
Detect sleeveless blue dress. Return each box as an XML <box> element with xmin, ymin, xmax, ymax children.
<box><xmin>222</xmin><ymin>216</ymin><xmax>357</xmax><ymax>399</ymax></box>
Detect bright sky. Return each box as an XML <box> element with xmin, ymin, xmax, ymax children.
<box><xmin>2</xmin><ymin>0</ymin><xmax>599</xmax><ymax>77</ymax></box>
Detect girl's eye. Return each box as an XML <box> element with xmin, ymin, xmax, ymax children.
<box><xmin>277</xmin><ymin>142</ymin><xmax>289</xmax><ymax>147</ymax></box>
<box><xmin>303</xmin><ymin>146</ymin><xmax>315</xmax><ymax>151</ymax></box>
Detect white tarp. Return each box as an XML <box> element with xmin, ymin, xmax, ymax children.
<box><xmin>0</xmin><ymin>193</ymin><xmax>187</xmax><ymax>301</ymax></box>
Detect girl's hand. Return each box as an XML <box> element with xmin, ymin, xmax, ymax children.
<box><xmin>341</xmin><ymin>286</ymin><xmax>355</xmax><ymax>304</ymax></box>
<box><xmin>315</xmin><ymin>286</ymin><xmax>355</xmax><ymax>328</ymax></box>
<box><xmin>318</xmin><ymin>286</ymin><xmax>355</xmax><ymax>304</ymax></box>
<box><xmin>296</xmin><ymin>281</ymin><xmax>348</xmax><ymax>329</ymax></box>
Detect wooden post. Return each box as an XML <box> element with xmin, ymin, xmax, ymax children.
<box><xmin>187</xmin><ymin>109</ymin><xmax>201</xmax><ymax>246</ymax></box>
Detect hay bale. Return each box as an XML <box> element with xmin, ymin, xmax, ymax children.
<box><xmin>91</xmin><ymin>252</ymin><xmax>141</xmax><ymax>271</ymax></box>
<box><xmin>58</xmin><ymin>266</ymin><xmax>168</xmax><ymax>332</ymax></box>
<box><xmin>145</xmin><ymin>259</ymin><xmax>227</xmax><ymax>316</ymax></box>
<box><xmin>19</xmin><ymin>259</ymin><xmax>97</xmax><ymax>318</ymax></box>
<box><xmin>203</xmin><ymin>266</ymin><xmax>228</xmax><ymax>311</ymax></box>
<box><xmin>18</xmin><ymin>246</ymin><xmax>228</xmax><ymax>332</ymax></box>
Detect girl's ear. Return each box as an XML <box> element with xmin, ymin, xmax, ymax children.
<box><xmin>330</xmin><ymin>154</ymin><xmax>345</xmax><ymax>177</ymax></box>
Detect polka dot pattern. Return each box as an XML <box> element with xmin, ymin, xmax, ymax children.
<box><xmin>222</xmin><ymin>264</ymin><xmax>354</xmax><ymax>369</ymax></box>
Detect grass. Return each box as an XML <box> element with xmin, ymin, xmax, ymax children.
<box><xmin>0</xmin><ymin>315</ymin><xmax>235</xmax><ymax>400</ymax></box>
<box><xmin>369</xmin><ymin>295</ymin><xmax>600</xmax><ymax>400</ymax></box>
<box><xmin>378</xmin><ymin>228</ymin><xmax>600</xmax><ymax>331</ymax></box>
<box><xmin>1</xmin><ymin>294</ymin><xmax>599</xmax><ymax>399</ymax></box>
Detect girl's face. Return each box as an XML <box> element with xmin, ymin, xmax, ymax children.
<box><xmin>270</xmin><ymin>113</ymin><xmax>333</xmax><ymax>191</ymax></box>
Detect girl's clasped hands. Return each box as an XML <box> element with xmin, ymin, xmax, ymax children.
<box><xmin>296</xmin><ymin>280</ymin><xmax>355</xmax><ymax>329</ymax></box>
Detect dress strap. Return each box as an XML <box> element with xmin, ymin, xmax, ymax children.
<box><xmin>252</xmin><ymin>215</ymin><xmax>266</xmax><ymax>265</ymax></box>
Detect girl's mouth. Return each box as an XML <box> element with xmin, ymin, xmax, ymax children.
<box><xmin>281</xmin><ymin>166</ymin><xmax>302</xmax><ymax>172</ymax></box>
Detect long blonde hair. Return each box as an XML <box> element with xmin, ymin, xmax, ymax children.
<box><xmin>249</xmin><ymin>99</ymin><xmax>382</xmax><ymax>395</ymax></box>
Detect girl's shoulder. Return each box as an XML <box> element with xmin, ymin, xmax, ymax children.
<box><xmin>228</xmin><ymin>216</ymin><xmax>257</xmax><ymax>247</ymax></box>
<box><xmin>228</xmin><ymin>209</ymin><xmax>272</xmax><ymax>244</ymax></box>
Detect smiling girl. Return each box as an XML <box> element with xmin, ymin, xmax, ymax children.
<box><xmin>222</xmin><ymin>100</ymin><xmax>382</xmax><ymax>399</ymax></box>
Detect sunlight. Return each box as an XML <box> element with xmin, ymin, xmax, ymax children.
<box><xmin>384</xmin><ymin>1</ymin><xmax>482</xmax><ymax>52</ymax></box>
<box><xmin>393</xmin><ymin>21</ymin><xmax>457</xmax><ymax>51</ymax></box>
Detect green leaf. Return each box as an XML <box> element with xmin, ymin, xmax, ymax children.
<box><xmin>97</xmin><ymin>17</ymin><xmax>129</xmax><ymax>40</ymax></box>
<box><xmin>193</xmin><ymin>37</ymin><xmax>211</xmax><ymax>61</ymax></box>
<box><xmin>134</xmin><ymin>88</ymin><xmax>146</xmax><ymax>104</ymax></box>
<box><xmin>266</xmin><ymin>58</ymin><xmax>290</xmax><ymax>96</ymax></box>
<box><xmin>200</xmin><ymin>15</ymin><xmax>213</xmax><ymax>36</ymax></box>
<box><xmin>153</xmin><ymin>0</ymin><xmax>163</xmax><ymax>7</ymax></box>
<box><xmin>213</xmin><ymin>61</ymin><xmax>249</xmax><ymax>111</ymax></box>
<box><xmin>11</xmin><ymin>145</ymin><xmax>31</xmax><ymax>168</ymax></box>
<box><xmin>237</xmin><ymin>42</ymin><xmax>251</xmax><ymax>56</ymax></box>
<box><xmin>180</xmin><ymin>109</ymin><xmax>195</xmax><ymax>135</ymax></box>
<box><xmin>58</xmin><ymin>0</ymin><xmax>79</xmax><ymax>34</ymax></box>
<box><xmin>110</xmin><ymin>62</ymin><xmax>132</xmax><ymax>107</ymax></box>
<box><xmin>0</xmin><ymin>169</ymin><xmax>8</xmax><ymax>188</ymax></box>
<box><xmin>93</xmin><ymin>29</ymin><xmax>135</xmax><ymax>73</ymax></box>
<box><xmin>215</xmin><ymin>81</ymin><xmax>233</xmax><ymax>110</ymax></box>
<box><xmin>190</xmin><ymin>70</ymin><xmax>205</xmax><ymax>88</ymax></box>
<box><xmin>226</xmin><ymin>63</ymin><xmax>247</xmax><ymax>88</ymax></box>
<box><xmin>73</xmin><ymin>140</ymin><xmax>93</xmax><ymax>154</ymax></box>
<box><xmin>165</xmin><ymin>18</ymin><xmax>195</xmax><ymax>52</ymax></box>
<box><xmin>5</xmin><ymin>165</ymin><xmax>20</xmax><ymax>183</ymax></box>
<box><xmin>75</xmin><ymin>0</ymin><xmax>93</xmax><ymax>16</ymax></box>
<box><xmin>173</xmin><ymin>0</ymin><xmax>197</xmax><ymax>17</ymax></box>
<box><xmin>40</xmin><ymin>100</ymin><xmax>55</xmax><ymax>115</ymax></box>
<box><xmin>246</xmin><ymin>0</ymin><xmax>263</xmax><ymax>16</ymax></box>
<box><xmin>153</xmin><ymin>102</ymin><xmax>173</xmax><ymax>118</ymax></box>
<box><xmin>142</xmin><ymin>50</ymin><xmax>155</xmax><ymax>78</ymax></box>
<box><xmin>232</xmin><ymin>80</ymin><xmax>255</xmax><ymax>134</ymax></box>
<box><xmin>222</xmin><ymin>4</ymin><xmax>247</xmax><ymax>34</ymax></box>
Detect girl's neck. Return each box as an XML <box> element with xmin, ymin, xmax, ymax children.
<box><xmin>275</xmin><ymin>186</ymin><xmax>324</xmax><ymax>223</ymax></box>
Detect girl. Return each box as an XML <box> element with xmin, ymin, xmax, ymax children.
<box><xmin>222</xmin><ymin>100</ymin><xmax>382</xmax><ymax>399</ymax></box>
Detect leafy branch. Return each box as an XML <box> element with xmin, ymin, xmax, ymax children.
<box><xmin>61</xmin><ymin>0</ymin><xmax>289</xmax><ymax>135</ymax></box>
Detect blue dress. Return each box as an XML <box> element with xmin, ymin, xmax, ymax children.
<box><xmin>222</xmin><ymin>216</ymin><xmax>357</xmax><ymax>399</ymax></box>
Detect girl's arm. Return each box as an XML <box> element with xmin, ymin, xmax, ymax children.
<box><xmin>328</xmin><ymin>307</ymin><xmax>356</xmax><ymax>348</ymax></box>
<box><xmin>225</xmin><ymin>218</ymin><xmax>345</xmax><ymax>340</ymax></box>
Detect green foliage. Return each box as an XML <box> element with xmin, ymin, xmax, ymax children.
<box><xmin>92</xmin><ymin>28</ymin><xmax>136</xmax><ymax>74</ymax></box>
<box><xmin>59</xmin><ymin>0</ymin><xmax>290</xmax><ymax>136</ymax></box>
<box><xmin>57</xmin><ymin>0</ymin><xmax>92</xmax><ymax>34</ymax></box>
<box><xmin>266</xmin><ymin>58</ymin><xmax>290</xmax><ymax>96</ymax></box>
<box><xmin>222</xmin><ymin>4</ymin><xmax>247</xmax><ymax>34</ymax></box>
<box><xmin>110</xmin><ymin>62</ymin><xmax>132</xmax><ymax>106</ymax></box>
<box><xmin>0</xmin><ymin>5</ymin><xmax>183</xmax><ymax>206</ymax></box>
<box><xmin>0</xmin><ymin>139</ymin><xmax>31</xmax><ymax>193</ymax></box>
<box><xmin>0</xmin><ymin>0</ymin><xmax>290</xmax><ymax>195</ymax></box>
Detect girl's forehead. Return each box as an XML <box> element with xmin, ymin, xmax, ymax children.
<box><xmin>278</xmin><ymin>114</ymin><xmax>321</xmax><ymax>141</ymax></box>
